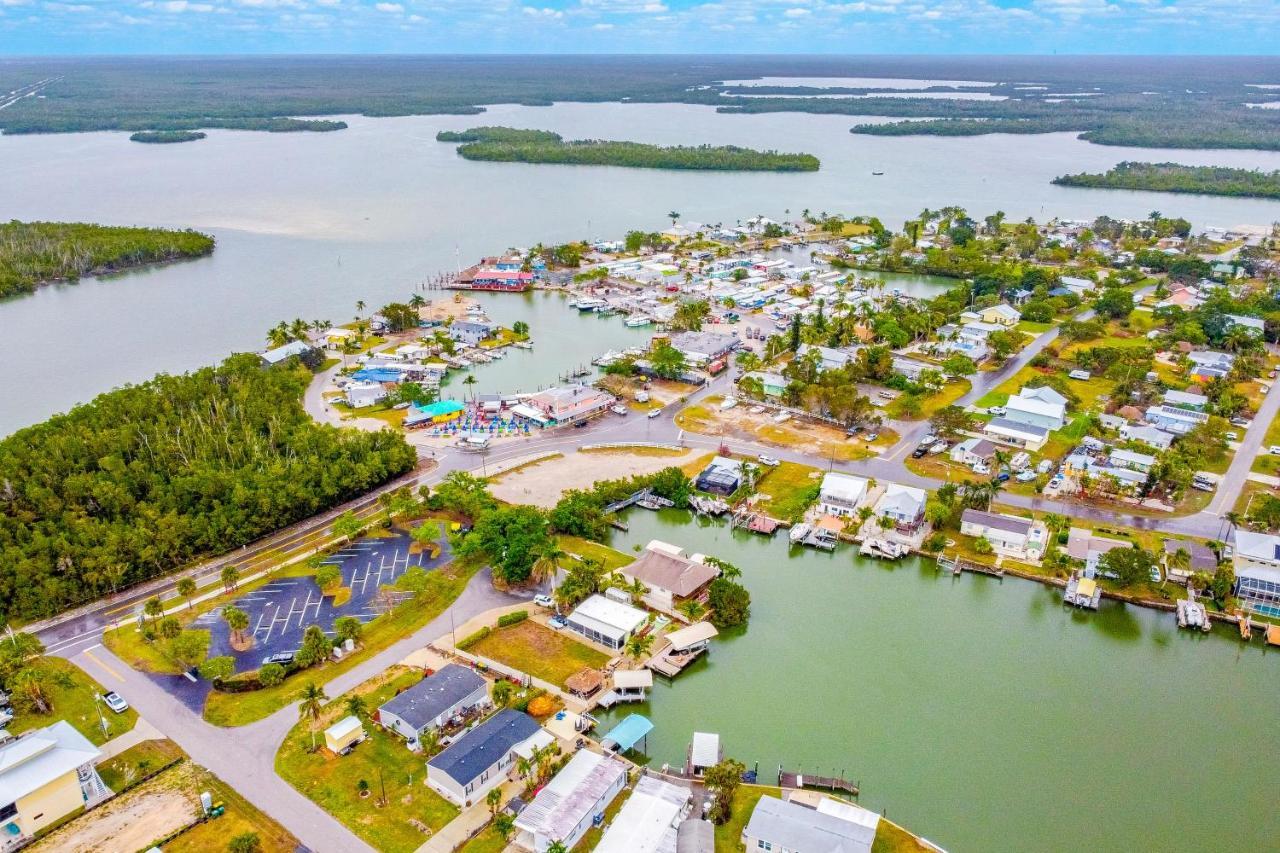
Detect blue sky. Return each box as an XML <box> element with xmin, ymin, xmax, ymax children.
<box><xmin>2</xmin><ymin>0</ymin><xmax>1278</xmax><ymax>55</ymax></box>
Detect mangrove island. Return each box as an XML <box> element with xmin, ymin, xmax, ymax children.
<box><xmin>1052</xmin><ymin>161</ymin><xmax>1280</xmax><ymax>199</ymax></box>
<box><xmin>130</xmin><ymin>130</ymin><xmax>207</xmax><ymax>144</ymax></box>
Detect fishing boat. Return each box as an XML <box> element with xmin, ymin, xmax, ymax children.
<box><xmin>625</xmin><ymin>315</ymin><xmax>652</xmax><ymax>328</ymax></box>
<box><xmin>513</xmin><ymin>340</ymin><xmax>533</xmax><ymax>350</ymax></box>
<box><xmin>789</xmin><ymin>523</ymin><xmax>812</xmax><ymax>544</ymax></box>
<box><xmin>575</xmin><ymin>297</ymin><xmax>607</xmax><ymax>313</ymax></box>
<box><xmin>872</xmin><ymin>171</ymin><xmax>884</xmax><ymax>176</ymax></box>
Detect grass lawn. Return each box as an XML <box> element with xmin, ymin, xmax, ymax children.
<box><xmin>558</xmin><ymin>535</ymin><xmax>635</xmax><ymax>571</ymax></box>
<box><xmin>755</xmin><ymin>461</ymin><xmax>823</xmax><ymax>522</ymax></box>
<box><xmin>204</xmin><ymin>562</ymin><xmax>480</xmax><ymax>727</ymax></box>
<box><xmin>714</xmin><ymin>784</ymin><xmax>775</xmax><ymax>852</ymax></box>
<box><xmin>97</xmin><ymin>738</ymin><xmax>183</xmax><ymax>791</ymax></box>
<box><xmin>1252</xmin><ymin>411</ymin><xmax>1280</xmax><ymax>474</ymax></box>
<box><xmin>873</xmin><ymin>818</ymin><xmax>936</xmax><ymax>853</ymax></box>
<box><xmin>674</xmin><ymin>404</ymin><xmax>715</xmax><ymax>432</ymax></box>
<box><xmin>8</xmin><ymin>657</ymin><xmax>138</xmax><ymax>746</ymax></box>
<box><xmin>457</xmin><ymin>826</ymin><xmax>510</xmax><ymax>853</ymax></box>
<box><xmin>1016</xmin><ymin>320</ymin><xmax>1055</xmax><ymax>334</ymax></box>
<box><xmin>275</xmin><ymin>666</ymin><xmax>458</xmax><ymax>853</ymax></box>
<box><xmin>887</xmin><ymin>380</ymin><xmax>970</xmax><ymax>420</ymax></box>
<box><xmin>469</xmin><ymin>621</ymin><xmax>609</xmax><ymax>688</ymax></box>
<box><xmin>680</xmin><ymin>452</ymin><xmax>717</xmax><ymax>478</ymax></box>
<box><xmin>578</xmin><ymin>446</ymin><xmax>686</xmax><ymax>458</ymax></box>
<box><xmin>903</xmin><ymin>454</ymin><xmax>985</xmax><ymax>486</ymax></box>
<box><xmin>170</xmin><ymin>759</ymin><xmax>301</xmax><ymax>853</ymax></box>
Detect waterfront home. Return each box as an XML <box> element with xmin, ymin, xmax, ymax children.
<box><xmin>323</xmin><ymin>715</ymin><xmax>366</xmax><ymax>755</ymax></box>
<box><xmin>695</xmin><ymin>456</ymin><xmax>744</xmax><ymax>496</ymax></box>
<box><xmin>1162</xmin><ymin>539</ymin><xmax>1219</xmax><ymax>583</ymax></box>
<box><xmin>817</xmin><ymin>472</ymin><xmax>869</xmax><ymax>518</ymax></box>
<box><xmin>1144</xmin><ymin>404</ymin><xmax>1208</xmax><ymax>435</ymax></box>
<box><xmin>525</xmin><ymin>385</ymin><xmax>616</xmax><ymax>425</ymax></box>
<box><xmin>1230</xmin><ymin>532</ymin><xmax>1280</xmax><ymax>615</ymax></box>
<box><xmin>873</xmin><ymin>483</ymin><xmax>927</xmax><ymax>532</ymax></box>
<box><xmin>617</xmin><ymin>543</ymin><xmax>719</xmax><ymax>615</ymax></box>
<box><xmin>664</xmin><ymin>331</ymin><xmax>739</xmax><ymax>366</ymax></box>
<box><xmin>426</xmin><ymin>710</ymin><xmax>551</xmax><ymax>807</ymax></box>
<box><xmin>0</xmin><ymin>722</ymin><xmax>109</xmax><ymax>846</ymax></box>
<box><xmin>1005</xmin><ymin>386</ymin><xmax>1068</xmax><ymax>432</ymax></box>
<box><xmin>1162</xmin><ymin>389</ymin><xmax>1208</xmax><ymax>411</ymax></box>
<box><xmin>593</xmin><ymin>775</ymin><xmax>691</xmax><ymax>853</ymax></box>
<box><xmin>512</xmin><ymin>750</ymin><xmax>629</xmax><ymax>853</ymax></box>
<box><xmin>344</xmin><ymin>380</ymin><xmax>387</xmax><ymax>409</ymax></box>
<box><xmin>565</xmin><ymin>594</ymin><xmax>648</xmax><ymax>650</ymax></box>
<box><xmin>742</xmin><ymin>371</ymin><xmax>787</xmax><ymax>398</ymax></box>
<box><xmin>949</xmin><ymin>437</ymin><xmax>997</xmax><ymax>469</ymax></box>
<box><xmin>960</xmin><ymin>509</ymin><xmax>1047</xmax><ymax>561</ymax></box>
<box><xmin>261</xmin><ymin>339</ymin><xmax>317</xmax><ymax>366</ymax></box>
<box><xmin>450</xmin><ymin>320</ymin><xmax>496</xmax><ymax>346</ymax></box>
<box><xmin>978</xmin><ymin>303</ymin><xmax>1021</xmax><ymax>327</ymax></box>
<box><xmin>377</xmin><ymin>664</ymin><xmax>488</xmax><ymax>750</ymax></box>
<box><xmin>324</xmin><ymin>327</ymin><xmax>357</xmax><ymax>349</ymax></box>
<box><xmin>1066</xmin><ymin>527</ymin><xmax>1132</xmax><ymax>576</ymax></box>
<box><xmin>1108</xmin><ymin>448</ymin><xmax>1157</xmax><ymax>474</ymax></box>
<box><xmin>742</xmin><ymin>794</ymin><xmax>879</xmax><ymax>853</ymax></box>
<box><xmin>471</xmin><ymin>269</ymin><xmax>534</xmax><ymax>291</ymax></box>
<box><xmin>983</xmin><ymin>417</ymin><xmax>1049</xmax><ymax>452</ymax></box>
<box><xmin>1120</xmin><ymin>423</ymin><xmax>1176</xmax><ymax>451</ymax></box>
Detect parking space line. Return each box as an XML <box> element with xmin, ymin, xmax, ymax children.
<box><xmin>253</xmin><ymin>610</ymin><xmax>268</xmax><ymax>637</ymax></box>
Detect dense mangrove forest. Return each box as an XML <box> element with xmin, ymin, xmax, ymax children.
<box><xmin>1052</xmin><ymin>161</ymin><xmax>1280</xmax><ymax>199</ymax></box>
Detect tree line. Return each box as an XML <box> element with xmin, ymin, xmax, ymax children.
<box><xmin>437</xmin><ymin>126</ymin><xmax>820</xmax><ymax>172</ymax></box>
<box><xmin>0</xmin><ymin>220</ymin><xmax>215</xmax><ymax>299</ymax></box>
<box><xmin>1053</xmin><ymin>162</ymin><xmax>1280</xmax><ymax>200</ymax></box>
<box><xmin>0</xmin><ymin>354</ymin><xmax>417</xmax><ymax>621</ymax></box>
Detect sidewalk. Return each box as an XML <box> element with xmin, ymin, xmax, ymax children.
<box><xmin>96</xmin><ymin>717</ymin><xmax>165</xmax><ymax>762</ymax></box>
<box><xmin>416</xmin><ymin>778</ymin><xmax>523</xmax><ymax>853</ymax></box>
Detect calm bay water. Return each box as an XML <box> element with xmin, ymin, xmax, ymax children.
<box><xmin>597</xmin><ymin>510</ymin><xmax>1280</xmax><ymax>853</ymax></box>
<box><xmin>4</xmin><ymin>103</ymin><xmax>1280</xmax><ymax>432</ymax></box>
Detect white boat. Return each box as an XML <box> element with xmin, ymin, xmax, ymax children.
<box><xmin>513</xmin><ymin>340</ymin><xmax>533</xmax><ymax>350</ymax></box>
<box><xmin>576</xmin><ymin>297</ymin><xmax>607</xmax><ymax>312</ymax></box>
<box><xmin>789</xmin><ymin>523</ymin><xmax>812</xmax><ymax>544</ymax></box>
<box><xmin>625</xmin><ymin>315</ymin><xmax>652</xmax><ymax>327</ymax></box>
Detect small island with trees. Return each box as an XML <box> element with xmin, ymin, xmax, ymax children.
<box><xmin>129</xmin><ymin>130</ymin><xmax>207</xmax><ymax>144</ymax></box>
<box><xmin>436</xmin><ymin>126</ymin><xmax>820</xmax><ymax>172</ymax></box>
<box><xmin>0</xmin><ymin>220</ymin><xmax>216</xmax><ymax>299</ymax></box>
<box><xmin>1052</xmin><ymin>161</ymin><xmax>1280</xmax><ymax>199</ymax></box>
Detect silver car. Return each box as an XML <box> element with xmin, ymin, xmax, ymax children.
<box><xmin>102</xmin><ymin>692</ymin><xmax>129</xmax><ymax>714</ymax></box>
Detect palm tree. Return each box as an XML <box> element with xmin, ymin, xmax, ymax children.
<box><xmin>298</xmin><ymin>682</ymin><xmax>327</xmax><ymax>751</ymax></box>
<box><xmin>344</xmin><ymin>694</ymin><xmax>368</xmax><ymax>721</ymax></box>
<box><xmin>290</xmin><ymin>318</ymin><xmax>310</xmax><ymax>341</ymax></box>
<box><xmin>143</xmin><ymin>596</ymin><xmax>164</xmax><ymax>626</ymax></box>
<box><xmin>546</xmin><ymin>843</ymin><xmax>568</xmax><ymax>853</ymax></box>
<box><xmin>531</xmin><ymin>544</ymin><xmax>566</xmax><ymax>588</ymax></box>
<box><xmin>223</xmin><ymin>606</ymin><xmax>249</xmax><ymax>644</ymax></box>
<box><xmin>355</xmin><ymin>300</ymin><xmax>366</xmax><ymax>318</ymax></box>
<box><xmin>625</xmin><ymin>632</ymin><xmax>654</xmax><ymax>663</ymax></box>
<box><xmin>221</xmin><ymin>566</ymin><xmax>240</xmax><ymax>592</ymax></box>
<box><xmin>667</xmin><ymin>211</ymin><xmax>680</xmax><ymax>227</ymax></box>
<box><xmin>176</xmin><ymin>577</ymin><xmax>197</xmax><ymax>610</ymax></box>
<box><xmin>462</xmin><ymin>374</ymin><xmax>478</xmax><ymax>403</ymax></box>
<box><xmin>266</xmin><ymin>324</ymin><xmax>290</xmax><ymax>348</ymax></box>
<box><xmin>341</xmin><ymin>338</ymin><xmax>360</xmax><ymax>367</ymax></box>
<box><xmin>486</xmin><ymin>787</ymin><xmax>502</xmax><ymax>818</ymax></box>
<box><xmin>409</xmin><ymin>293</ymin><xmax>426</xmax><ymax>310</ymax></box>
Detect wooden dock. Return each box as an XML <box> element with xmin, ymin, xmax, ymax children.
<box><xmin>647</xmin><ymin>645</ymin><xmax>706</xmax><ymax>678</ymax></box>
<box><xmin>777</xmin><ymin>768</ymin><xmax>859</xmax><ymax>796</ymax></box>
<box><xmin>938</xmin><ymin>554</ymin><xmax>1004</xmax><ymax>578</ymax></box>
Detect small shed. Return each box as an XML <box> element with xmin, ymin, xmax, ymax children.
<box><xmin>564</xmin><ymin>668</ymin><xmax>604</xmax><ymax>698</ymax></box>
<box><xmin>324</xmin><ymin>715</ymin><xmax>366</xmax><ymax>754</ymax></box>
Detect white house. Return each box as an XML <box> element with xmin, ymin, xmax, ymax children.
<box><xmin>1109</xmin><ymin>448</ymin><xmax>1157</xmax><ymax>474</ymax></box>
<box><xmin>950</xmin><ymin>437</ymin><xmax>998</xmax><ymax>468</ymax></box>
<box><xmin>1225</xmin><ymin>314</ymin><xmax>1265</xmax><ymax>337</ymax></box>
<box><xmin>1120</xmin><ymin>423</ymin><xmax>1175</xmax><ymax>451</ymax></box>
<box><xmin>1144</xmin><ymin>404</ymin><xmax>1208</xmax><ymax>435</ymax></box>
<box><xmin>525</xmin><ymin>385</ymin><xmax>616</xmax><ymax>425</ymax></box>
<box><xmin>873</xmin><ymin>483</ymin><xmax>927</xmax><ymax>532</ymax></box>
<box><xmin>797</xmin><ymin>343</ymin><xmax>855</xmax><ymax>372</ymax></box>
<box><xmin>344</xmin><ymin>380</ymin><xmax>387</xmax><ymax>409</ymax></box>
<box><xmin>512</xmin><ymin>750</ymin><xmax>629</xmax><ymax>852</ymax></box>
<box><xmin>565</xmin><ymin>595</ymin><xmax>648</xmax><ymax>650</ymax></box>
<box><xmin>960</xmin><ymin>509</ymin><xmax>1047</xmax><ymax>560</ymax></box>
<box><xmin>1006</xmin><ymin>386</ymin><xmax>1067</xmax><ymax>432</ymax></box>
<box><xmin>742</xmin><ymin>794</ymin><xmax>879</xmax><ymax>853</ymax></box>
<box><xmin>1162</xmin><ymin>389</ymin><xmax>1208</xmax><ymax>411</ymax></box>
<box><xmin>984</xmin><ymin>417</ymin><xmax>1050</xmax><ymax>452</ymax></box>
<box><xmin>617</xmin><ymin>543</ymin><xmax>719</xmax><ymax>615</ymax></box>
<box><xmin>818</xmin><ymin>472</ymin><xmax>869</xmax><ymax>518</ymax></box>
<box><xmin>377</xmin><ymin>664</ymin><xmax>489</xmax><ymax>750</ymax></box>
<box><xmin>1060</xmin><ymin>276</ymin><xmax>1097</xmax><ymax>297</ymax></box>
<box><xmin>1231</xmin><ymin>531</ymin><xmax>1280</xmax><ymax>614</ymax></box>
<box><xmin>0</xmin><ymin>722</ymin><xmax>108</xmax><ymax>847</ymax></box>
<box><xmin>426</xmin><ymin>710</ymin><xmax>551</xmax><ymax>807</ymax></box>
<box><xmin>593</xmin><ymin>775</ymin><xmax>691</xmax><ymax>853</ymax></box>
<box><xmin>450</xmin><ymin>320</ymin><xmax>496</xmax><ymax>346</ymax></box>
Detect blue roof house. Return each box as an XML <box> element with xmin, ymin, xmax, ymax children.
<box><xmin>377</xmin><ymin>665</ymin><xmax>489</xmax><ymax>750</ymax></box>
<box><xmin>427</xmin><ymin>710</ymin><xmax>551</xmax><ymax>807</ymax></box>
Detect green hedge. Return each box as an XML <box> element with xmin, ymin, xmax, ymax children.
<box><xmin>457</xmin><ymin>627</ymin><xmax>491</xmax><ymax>650</ymax></box>
<box><xmin>497</xmin><ymin>610</ymin><xmax>528</xmax><ymax>628</ymax></box>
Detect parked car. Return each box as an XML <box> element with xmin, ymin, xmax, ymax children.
<box><xmin>863</xmin><ymin>433</ymin><xmax>879</xmax><ymax>442</ymax></box>
<box><xmin>1036</xmin><ymin>459</ymin><xmax>1055</xmax><ymax>475</ymax></box>
<box><xmin>647</xmin><ymin>408</ymin><xmax>662</xmax><ymax>419</ymax></box>
<box><xmin>988</xmin><ymin>406</ymin><xmax>1006</xmax><ymax>416</ymax></box>
<box><xmin>548</xmin><ymin>615</ymin><xmax>568</xmax><ymax>630</ymax></box>
<box><xmin>929</xmin><ymin>441</ymin><xmax>949</xmax><ymax>454</ymax></box>
<box><xmin>1226</xmin><ymin>431</ymin><xmax>1239</xmax><ymax>440</ymax></box>
<box><xmin>911</xmin><ymin>446</ymin><xmax>930</xmax><ymax>459</ymax></box>
<box><xmin>1270</xmin><ymin>446</ymin><xmax>1280</xmax><ymax>455</ymax></box>
<box><xmin>533</xmin><ymin>594</ymin><xmax>554</xmax><ymax>608</ymax></box>
<box><xmin>262</xmin><ymin>651</ymin><xmax>296</xmax><ymax>667</ymax></box>
<box><xmin>102</xmin><ymin>692</ymin><xmax>129</xmax><ymax>714</ymax></box>
<box><xmin>1231</xmin><ymin>417</ymin><xmax>1251</xmax><ymax>427</ymax></box>
<box><xmin>0</xmin><ymin>708</ymin><xmax>12</xmax><ymax>726</ymax></box>
<box><xmin>1068</xmin><ymin>369</ymin><xmax>1091</xmax><ymax>380</ymax></box>
<box><xmin>1015</xmin><ymin>470</ymin><xmax>1037</xmax><ymax>482</ymax></box>
<box><xmin>573</xmin><ymin>420</ymin><xmax>588</xmax><ymax>429</ymax></box>
<box><xmin>610</xmin><ymin>405</ymin><xmax>628</xmax><ymax>416</ymax></box>
<box><xmin>757</xmin><ymin>454</ymin><xmax>780</xmax><ymax>467</ymax></box>
<box><xmin>1191</xmin><ymin>479</ymin><xmax>1216</xmax><ymax>492</ymax></box>
<box><xmin>919</xmin><ymin>434</ymin><xmax>937</xmax><ymax>446</ymax></box>
<box><xmin>995</xmin><ymin>472</ymin><xmax>1011</xmax><ymax>483</ymax></box>
<box><xmin>1048</xmin><ymin>475</ymin><xmax>1064</xmax><ymax>489</ymax></box>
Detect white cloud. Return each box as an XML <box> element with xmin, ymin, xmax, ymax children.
<box><xmin>592</xmin><ymin>20</ymin><xmax>613</xmax><ymax>27</ymax></box>
<box><xmin>523</xmin><ymin>5</ymin><xmax>563</xmax><ymax>16</ymax></box>
<box><xmin>783</xmin><ymin>6</ymin><xmax>810</xmax><ymax>14</ymax></box>
<box><xmin>374</xmin><ymin>1</ymin><xmax>402</xmax><ymax>10</ymax></box>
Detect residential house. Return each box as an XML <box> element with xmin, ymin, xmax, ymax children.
<box><xmin>1006</xmin><ymin>386</ymin><xmax>1068</xmax><ymax>432</ymax></box>
<box><xmin>1186</xmin><ymin>350</ymin><xmax>1235</xmax><ymax>381</ymax></box>
<box><xmin>565</xmin><ymin>595</ymin><xmax>648</xmax><ymax>650</ymax></box>
<box><xmin>324</xmin><ymin>327</ymin><xmax>357</xmax><ymax>349</ymax></box>
<box><xmin>950</xmin><ymin>438</ymin><xmax>998</xmax><ymax>469</ymax></box>
<box><xmin>1162</xmin><ymin>540</ymin><xmax>1219</xmax><ymax>583</ymax></box>
<box><xmin>984</xmin><ymin>417</ymin><xmax>1050</xmax><ymax>452</ymax></box>
<box><xmin>0</xmin><ymin>722</ymin><xmax>108</xmax><ymax>847</ymax></box>
<box><xmin>1060</xmin><ymin>276</ymin><xmax>1097</xmax><ymax>297</ymax></box>
<box><xmin>1225</xmin><ymin>314</ymin><xmax>1265</xmax><ymax>337</ymax></box>
<box><xmin>891</xmin><ymin>356</ymin><xmax>932</xmax><ymax>382</ymax></box>
<box><xmin>450</xmin><ymin>320</ymin><xmax>496</xmax><ymax>346</ymax></box>
<box><xmin>960</xmin><ymin>509</ymin><xmax>1047</xmax><ymax>561</ymax></box>
<box><xmin>695</xmin><ymin>456</ymin><xmax>744</xmax><ymax>496</ymax></box>
<box><xmin>525</xmin><ymin>385</ymin><xmax>616</xmax><ymax>425</ymax></box>
<box><xmin>470</xmin><ymin>269</ymin><xmax>535</xmax><ymax>291</ymax></box>
<box><xmin>593</xmin><ymin>775</ymin><xmax>691</xmax><ymax>853</ymax></box>
<box><xmin>1145</xmin><ymin>404</ymin><xmax>1208</xmax><ymax>436</ymax></box>
<box><xmin>260</xmin><ymin>339</ymin><xmax>317</xmax><ymax>366</ymax></box>
<box><xmin>873</xmin><ymin>483</ymin><xmax>927</xmax><ymax>532</ymax></box>
<box><xmin>797</xmin><ymin>343</ymin><xmax>855</xmax><ymax>372</ymax></box>
<box><xmin>742</xmin><ymin>371</ymin><xmax>787</xmax><ymax>399</ymax></box>
<box><xmin>979</xmin><ymin>303</ymin><xmax>1022</xmax><ymax>326</ymax></box>
<box><xmin>742</xmin><ymin>794</ymin><xmax>879</xmax><ymax>853</ymax></box>
<box><xmin>817</xmin><ymin>472</ymin><xmax>869</xmax><ymax>518</ymax></box>
<box><xmin>1120</xmin><ymin>423</ymin><xmax>1175</xmax><ymax>451</ymax></box>
<box><xmin>1162</xmin><ymin>389</ymin><xmax>1208</xmax><ymax>411</ymax></box>
<box><xmin>1066</xmin><ymin>527</ymin><xmax>1132</xmax><ymax>577</ymax></box>
<box><xmin>426</xmin><ymin>710</ymin><xmax>551</xmax><ymax>807</ymax></box>
<box><xmin>617</xmin><ymin>543</ymin><xmax>719</xmax><ymax>615</ymax></box>
<box><xmin>344</xmin><ymin>380</ymin><xmax>387</xmax><ymax>409</ymax></box>
<box><xmin>664</xmin><ymin>331</ymin><xmax>739</xmax><ymax>366</ymax></box>
<box><xmin>377</xmin><ymin>664</ymin><xmax>489</xmax><ymax>750</ymax></box>
<box><xmin>1230</xmin><ymin>531</ymin><xmax>1280</xmax><ymax>614</ymax></box>
<box><xmin>1108</xmin><ymin>449</ymin><xmax>1157</xmax><ymax>474</ymax></box>
<box><xmin>512</xmin><ymin>750</ymin><xmax>629</xmax><ymax>853</ymax></box>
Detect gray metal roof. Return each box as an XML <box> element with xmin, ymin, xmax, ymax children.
<box><xmin>428</xmin><ymin>709</ymin><xmax>541</xmax><ymax>787</ymax></box>
<box><xmin>743</xmin><ymin>795</ymin><xmax>875</xmax><ymax>853</ymax></box>
<box><xmin>379</xmin><ymin>664</ymin><xmax>486</xmax><ymax>732</ymax></box>
<box><xmin>676</xmin><ymin>819</ymin><xmax>715</xmax><ymax>853</ymax></box>
<box><xmin>961</xmin><ymin>508</ymin><xmax>1032</xmax><ymax>536</ymax></box>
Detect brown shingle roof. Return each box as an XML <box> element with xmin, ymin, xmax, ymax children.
<box><xmin>622</xmin><ymin>549</ymin><xmax>719</xmax><ymax>597</ymax></box>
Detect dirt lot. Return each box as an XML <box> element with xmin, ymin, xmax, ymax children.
<box><xmin>489</xmin><ymin>448</ymin><xmax>695</xmax><ymax>507</ymax></box>
<box><xmin>677</xmin><ymin>398</ymin><xmax>895</xmax><ymax>461</ymax></box>
<box><xmin>33</xmin><ymin>764</ymin><xmax>199</xmax><ymax>853</ymax></box>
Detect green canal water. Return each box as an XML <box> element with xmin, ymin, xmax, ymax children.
<box><xmin>596</xmin><ymin>510</ymin><xmax>1280</xmax><ymax>853</ymax></box>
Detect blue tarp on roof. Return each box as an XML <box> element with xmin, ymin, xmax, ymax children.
<box><xmin>602</xmin><ymin>714</ymin><xmax>653</xmax><ymax>751</ymax></box>
<box><xmin>352</xmin><ymin>368</ymin><xmax>402</xmax><ymax>383</ymax></box>
<box><xmin>417</xmin><ymin>399</ymin><xmax>465</xmax><ymax>417</ymax></box>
